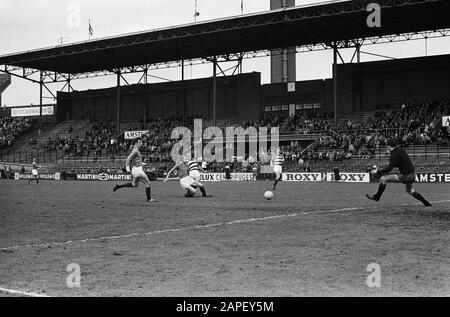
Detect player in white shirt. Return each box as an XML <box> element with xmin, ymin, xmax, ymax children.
<box><xmin>28</xmin><ymin>158</ymin><xmax>40</xmax><ymax>184</ymax></box>
<box><xmin>270</xmin><ymin>148</ymin><xmax>284</xmax><ymax>190</ymax></box>
<box><xmin>113</xmin><ymin>137</ymin><xmax>156</xmax><ymax>202</ymax></box>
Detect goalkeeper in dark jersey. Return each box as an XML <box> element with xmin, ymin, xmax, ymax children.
<box><xmin>365</xmin><ymin>138</ymin><xmax>431</xmax><ymax>207</ymax></box>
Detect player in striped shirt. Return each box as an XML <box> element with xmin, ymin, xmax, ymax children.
<box><xmin>187</xmin><ymin>159</ymin><xmax>201</xmax><ymax>180</ymax></box>
<box><xmin>164</xmin><ymin>161</ymin><xmax>211</xmax><ymax>198</ymax></box>
<box><xmin>270</xmin><ymin>148</ymin><xmax>284</xmax><ymax>190</ymax></box>
<box><xmin>187</xmin><ymin>157</ymin><xmax>208</xmax><ymax>182</ymax></box>
<box><xmin>188</xmin><ymin>157</ymin><xmax>211</xmax><ymax>196</ymax></box>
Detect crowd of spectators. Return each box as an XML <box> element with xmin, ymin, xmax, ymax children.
<box><xmin>124</xmin><ymin>115</ymin><xmax>198</xmax><ymax>162</ymax></box>
<box><xmin>41</xmin><ymin>121</ymin><xmax>120</xmax><ymax>157</ymax></box>
<box><xmin>278</xmin><ymin>99</ymin><xmax>450</xmax><ymax>166</ymax></box>
<box><xmin>6</xmin><ymin>100</ymin><xmax>449</xmax><ymax>171</ymax></box>
<box><xmin>0</xmin><ymin>117</ymin><xmax>34</xmax><ymax>148</ymax></box>
<box><xmin>258</xmin><ymin>110</ymin><xmax>334</xmax><ymax>134</ymax></box>
<box><xmin>317</xmin><ymin>99</ymin><xmax>449</xmax><ymax>151</ymax></box>
<box><xmin>39</xmin><ymin>115</ymin><xmax>199</xmax><ymax>162</ymax></box>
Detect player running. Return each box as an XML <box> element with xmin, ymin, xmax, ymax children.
<box><xmin>28</xmin><ymin>158</ymin><xmax>40</xmax><ymax>184</ymax></box>
<box><xmin>271</xmin><ymin>148</ymin><xmax>284</xmax><ymax>190</ymax></box>
<box><xmin>365</xmin><ymin>138</ymin><xmax>431</xmax><ymax>207</ymax></box>
<box><xmin>113</xmin><ymin>137</ymin><xmax>156</xmax><ymax>202</ymax></box>
<box><xmin>164</xmin><ymin>161</ymin><xmax>211</xmax><ymax>198</ymax></box>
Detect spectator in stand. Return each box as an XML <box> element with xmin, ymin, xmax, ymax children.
<box><xmin>0</xmin><ymin>117</ymin><xmax>34</xmax><ymax>148</ymax></box>
<box><xmin>304</xmin><ymin>162</ymin><xmax>311</xmax><ymax>172</ymax></box>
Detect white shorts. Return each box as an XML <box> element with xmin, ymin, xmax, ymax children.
<box><xmin>32</xmin><ymin>169</ymin><xmax>39</xmax><ymax>176</ymax></box>
<box><xmin>189</xmin><ymin>170</ymin><xmax>201</xmax><ymax>181</ymax></box>
<box><xmin>273</xmin><ymin>165</ymin><xmax>282</xmax><ymax>174</ymax></box>
<box><xmin>180</xmin><ymin>176</ymin><xmax>195</xmax><ymax>190</ymax></box>
<box><xmin>131</xmin><ymin>166</ymin><xmax>147</xmax><ymax>179</ymax></box>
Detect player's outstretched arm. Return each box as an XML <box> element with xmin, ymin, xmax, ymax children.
<box><xmin>164</xmin><ymin>163</ymin><xmax>179</xmax><ymax>182</ymax></box>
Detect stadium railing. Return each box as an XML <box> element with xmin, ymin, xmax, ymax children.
<box><xmin>1</xmin><ymin>142</ymin><xmax>449</xmax><ymax>174</ymax></box>
<box><xmin>284</xmin><ymin>143</ymin><xmax>450</xmax><ymax>173</ymax></box>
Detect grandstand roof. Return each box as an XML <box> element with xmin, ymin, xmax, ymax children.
<box><xmin>1</xmin><ymin>0</ymin><xmax>450</xmax><ymax>75</ymax></box>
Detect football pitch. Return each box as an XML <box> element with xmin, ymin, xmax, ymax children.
<box><xmin>0</xmin><ymin>179</ymin><xmax>449</xmax><ymax>297</ymax></box>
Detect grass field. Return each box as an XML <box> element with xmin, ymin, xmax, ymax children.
<box><xmin>0</xmin><ymin>179</ymin><xmax>449</xmax><ymax>297</ymax></box>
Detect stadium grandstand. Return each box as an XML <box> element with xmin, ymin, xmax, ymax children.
<box><xmin>0</xmin><ymin>0</ymin><xmax>449</xmax><ymax>178</ymax></box>
<box><xmin>2</xmin><ymin>0</ymin><xmax>450</xmax><ymax>299</ymax></box>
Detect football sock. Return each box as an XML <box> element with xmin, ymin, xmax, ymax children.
<box><xmin>374</xmin><ymin>184</ymin><xmax>386</xmax><ymax>200</ymax></box>
<box><xmin>273</xmin><ymin>179</ymin><xmax>279</xmax><ymax>190</ymax></box>
<box><xmin>200</xmin><ymin>186</ymin><xmax>207</xmax><ymax>197</ymax></box>
<box><xmin>412</xmin><ymin>192</ymin><xmax>432</xmax><ymax>207</ymax></box>
<box><xmin>146</xmin><ymin>187</ymin><xmax>151</xmax><ymax>201</ymax></box>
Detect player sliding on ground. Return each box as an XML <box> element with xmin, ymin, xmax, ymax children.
<box><xmin>271</xmin><ymin>148</ymin><xmax>284</xmax><ymax>190</ymax></box>
<box><xmin>187</xmin><ymin>157</ymin><xmax>204</xmax><ymax>182</ymax></box>
<box><xmin>365</xmin><ymin>138</ymin><xmax>431</xmax><ymax>207</ymax></box>
<box><xmin>113</xmin><ymin>137</ymin><xmax>157</xmax><ymax>202</ymax></box>
<box><xmin>164</xmin><ymin>160</ymin><xmax>211</xmax><ymax>198</ymax></box>
<box><xmin>28</xmin><ymin>158</ymin><xmax>40</xmax><ymax>184</ymax></box>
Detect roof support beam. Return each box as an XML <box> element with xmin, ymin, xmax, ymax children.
<box><xmin>2</xmin><ymin>27</ymin><xmax>449</xmax><ymax>83</ymax></box>
<box><xmin>212</xmin><ymin>57</ymin><xmax>217</xmax><ymax>127</ymax></box>
<box><xmin>116</xmin><ymin>70</ymin><xmax>121</xmax><ymax>135</ymax></box>
<box><xmin>39</xmin><ymin>72</ymin><xmax>43</xmax><ymax>134</ymax></box>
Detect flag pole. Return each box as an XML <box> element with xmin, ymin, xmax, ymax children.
<box><xmin>88</xmin><ymin>19</ymin><xmax>93</xmax><ymax>40</ymax></box>
<box><xmin>194</xmin><ymin>0</ymin><xmax>199</xmax><ymax>22</ymax></box>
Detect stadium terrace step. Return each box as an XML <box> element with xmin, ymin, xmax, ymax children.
<box><xmin>10</xmin><ymin>120</ymin><xmax>92</xmax><ymax>151</ymax></box>
<box><xmin>279</xmin><ymin>133</ymin><xmax>320</xmax><ymax>141</ymax></box>
<box><xmin>284</xmin><ymin>156</ymin><xmax>448</xmax><ymax>173</ymax></box>
<box><xmin>202</xmin><ymin>117</ymin><xmax>246</xmax><ymax>129</ymax></box>
<box><xmin>336</xmin><ymin>109</ymin><xmax>377</xmax><ymax>123</ymax></box>
<box><xmin>313</xmin><ymin>145</ymin><xmax>450</xmax><ymax>157</ymax></box>
<box><xmin>4</xmin><ymin>120</ymin><xmax>55</xmax><ymax>151</ymax></box>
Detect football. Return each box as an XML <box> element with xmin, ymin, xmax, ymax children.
<box><xmin>264</xmin><ymin>191</ymin><xmax>274</xmax><ymax>200</ymax></box>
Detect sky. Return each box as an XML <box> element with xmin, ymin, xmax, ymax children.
<box><xmin>1</xmin><ymin>0</ymin><xmax>450</xmax><ymax>107</ymax></box>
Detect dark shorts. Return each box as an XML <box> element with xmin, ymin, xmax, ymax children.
<box><xmin>398</xmin><ymin>173</ymin><xmax>416</xmax><ymax>184</ymax></box>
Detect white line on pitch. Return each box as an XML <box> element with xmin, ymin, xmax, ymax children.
<box><xmin>1</xmin><ymin>200</ymin><xmax>448</xmax><ymax>251</ymax></box>
<box><xmin>0</xmin><ymin>207</ymin><xmax>364</xmax><ymax>251</ymax></box>
<box><xmin>400</xmin><ymin>199</ymin><xmax>450</xmax><ymax>206</ymax></box>
<box><xmin>0</xmin><ymin>287</ymin><xmax>50</xmax><ymax>297</ymax></box>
